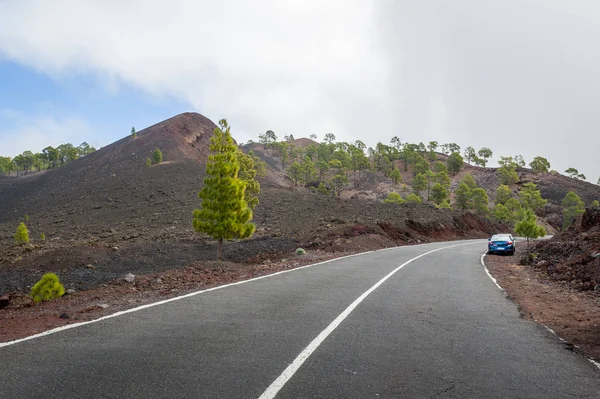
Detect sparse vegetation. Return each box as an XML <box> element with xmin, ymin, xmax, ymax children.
<box><xmin>40</xmin><ymin>232</ymin><xmax>46</xmax><ymax>241</ymax></box>
<box><xmin>14</xmin><ymin>222</ymin><xmax>29</xmax><ymax>245</ymax></box>
<box><xmin>296</xmin><ymin>248</ymin><xmax>306</xmax><ymax>255</ymax></box>
<box><xmin>30</xmin><ymin>273</ymin><xmax>65</xmax><ymax>303</ymax></box>
<box><xmin>193</xmin><ymin>119</ymin><xmax>255</xmax><ymax>261</ymax></box>
<box><xmin>1</xmin><ymin>142</ymin><xmax>96</xmax><ymax>176</ymax></box>
<box><xmin>145</xmin><ymin>157</ymin><xmax>152</xmax><ymax>167</ymax></box>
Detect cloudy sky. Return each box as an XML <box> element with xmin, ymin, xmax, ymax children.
<box><xmin>0</xmin><ymin>0</ymin><xmax>598</xmax><ymax>182</ymax></box>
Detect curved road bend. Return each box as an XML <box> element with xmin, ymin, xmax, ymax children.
<box><xmin>1</xmin><ymin>240</ymin><xmax>599</xmax><ymax>398</ymax></box>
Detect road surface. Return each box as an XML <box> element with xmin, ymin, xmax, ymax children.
<box><xmin>2</xmin><ymin>240</ymin><xmax>599</xmax><ymax>398</ymax></box>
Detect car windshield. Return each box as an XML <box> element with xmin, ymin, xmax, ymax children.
<box><xmin>491</xmin><ymin>235</ymin><xmax>510</xmax><ymax>241</ymax></box>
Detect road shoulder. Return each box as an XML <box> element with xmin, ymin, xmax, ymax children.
<box><xmin>484</xmin><ymin>246</ymin><xmax>600</xmax><ymax>363</ymax></box>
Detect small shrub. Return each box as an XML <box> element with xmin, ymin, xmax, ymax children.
<box><xmin>152</xmin><ymin>147</ymin><xmax>163</xmax><ymax>164</ymax></box>
<box><xmin>145</xmin><ymin>157</ymin><xmax>152</xmax><ymax>167</ymax></box>
<box><xmin>24</xmin><ymin>214</ymin><xmax>29</xmax><ymax>221</ymax></box>
<box><xmin>14</xmin><ymin>222</ymin><xmax>29</xmax><ymax>245</ymax></box>
<box><xmin>40</xmin><ymin>232</ymin><xmax>46</xmax><ymax>241</ymax></box>
<box><xmin>592</xmin><ymin>200</ymin><xmax>599</xmax><ymax>208</ymax></box>
<box><xmin>30</xmin><ymin>273</ymin><xmax>65</xmax><ymax>303</ymax></box>
<box><xmin>296</xmin><ymin>248</ymin><xmax>306</xmax><ymax>255</ymax></box>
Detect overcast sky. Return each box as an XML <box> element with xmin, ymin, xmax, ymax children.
<box><xmin>0</xmin><ymin>0</ymin><xmax>598</xmax><ymax>182</ymax></box>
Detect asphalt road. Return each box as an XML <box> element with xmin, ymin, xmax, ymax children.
<box><xmin>2</xmin><ymin>240</ymin><xmax>599</xmax><ymax>398</ymax></box>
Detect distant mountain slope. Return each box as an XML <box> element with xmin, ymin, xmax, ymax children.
<box><xmin>0</xmin><ymin>112</ymin><xmax>216</xmax><ymax>231</ymax></box>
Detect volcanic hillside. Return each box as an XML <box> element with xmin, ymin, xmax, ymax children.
<box><xmin>0</xmin><ymin>112</ymin><xmax>508</xmax><ymax>295</ymax></box>
<box><xmin>528</xmin><ymin>205</ymin><xmax>600</xmax><ymax>293</ymax></box>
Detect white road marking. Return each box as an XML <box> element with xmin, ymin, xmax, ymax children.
<box><xmin>480</xmin><ymin>253</ymin><xmax>504</xmax><ymax>291</ymax></box>
<box><xmin>258</xmin><ymin>241</ymin><xmax>476</xmax><ymax>399</ymax></box>
<box><xmin>480</xmin><ymin>252</ymin><xmax>600</xmax><ymax>370</ymax></box>
<box><xmin>0</xmin><ymin>250</ymin><xmax>374</xmax><ymax>349</ymax></box>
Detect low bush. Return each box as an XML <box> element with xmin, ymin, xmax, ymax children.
<box><xmin>30</xmin><ymin>273</ymin><xmax>65</xmax><ymax>303</ymax></box>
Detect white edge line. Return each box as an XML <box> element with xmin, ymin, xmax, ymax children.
<box><xmin>480</xmin><ymin>252</ymin><xmax>504</xmax><ymax>291</ymax></box>
<box><xmin>0</xmin><ymin>250</ymin><xmax>374</xmax><ymax>349</ymax></box>
<box><xmin>258</xmin><ymin>241</ymin><xmax>476</xmax><ymax>399</ymax></box>
<box><xmin>480</xmin><ymin>252</ymin><xmax>600</xmax><ymax>371</ymax></box>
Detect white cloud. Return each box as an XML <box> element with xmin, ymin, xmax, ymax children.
<box><xmin>0</xmin><ymin>111</ymin><xmax>98</xmax><ymax>156</ymax></box>
<box><xmin>0</xmin><ymin>0</ymin><xmax>390</xmax><ymax>143</ymax></box>
<box><xmin>0</xmin><ymin>0</ymin><xmax>599</xmax><ymax>181</ymax></box>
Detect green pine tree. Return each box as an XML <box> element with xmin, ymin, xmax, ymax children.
<box><xmin>472</xmin><ymin>188</ymin><xmax>490</xmax><ymax>216</ymax></box>
<box><xmin>152</xmin><ymin>147</ymin><xmax>163</xmax><ymax>164</ymax></box>
<box><xmin>193</xmin><ymin>119</ymin><xmax>255</xmax><ymax>261</ymax></box>
<box><xmin>384</xmin><ymin>192</ymin><xmax>405</xmax><ymax>205</ymax></box>
<box><xmin>454</xmin><ymin>182</ymin><xmax>472</xmax><ymax>210</ymax></box>
<box><xmin>495</xmin><ymin>185</ymin><xmax>511</xmax><ymax>205</ymax></box>
<box><xmin>436</xmin><ymin>199</ymin><xmax>451</xmax><ymax>209</ymax></box>
<box><xmin>14</xmin><ymin>222</ymin><xmax>29</xmax><ymax>245</ymax></box>
<box><xmin>515</xmin><ymin>209</ymin><xmax>546</xmax><ymax>252</ymax></box>
<box><xmin>412</xmin><ymin>173</ymin><xmax>427</xmax><ymax>198</ymax></box>
<box><xmin>562</xmin><ymin>191</ymin><xmax>585</xmax><ymax>229</ymax></box>
<box><xmin>131</xmin><ymin>127</ymin><xmax>137</xmax><ymax>139</ymax></box>
<box><xmin>431</xmin><ymin>183</ymin><xmax>448</xmax><ymax>205</ymax></box>
<box><xmin>405</xmin><ymin>193</ymin><xmax>422</xmax><ymax>204</ymax></box>
<box><xmin>30</xmin><ymin>273</ymin><xmax>65</xmax><ymax>303</ymax></box>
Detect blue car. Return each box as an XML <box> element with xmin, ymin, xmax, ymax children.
<box><xmin>488</xmin><ymin>234</ymin><xmax>515</xmax><ymax>255</ymax></box>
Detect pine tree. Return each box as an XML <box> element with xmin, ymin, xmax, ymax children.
<box><xmin>436</xmin><ymin>199</ymin><xmax>451</xmax><ymax>209</ymax></box>
<box><xmin>412</xmin><ymin>173</ymin><xmax>427</xmax><ymax>198</ymax></box>
<box><xmin>431</xmin><ymin>183</ymin><xmax>448</xmax><ymax>205</ymax></box>
<box><xmin>446</xmin><ymin>152</ymin><xmax>463</xmax><ymax>175</ymax></box>
<box><xmin>515</xmin><ymin>209</ymin><xmax>546</xmax><ymax>252</ymax></box>
<box><xmin>495</xmin><ymin>184</ymin><xmax>511</xmax><ymax>205</ymax></box>
<box><xmin>472</xmin><ymin>188</ymin><xmax>490</xmax><ymax>215</ymax></box>
<box><xmin>384</xmin><ymin>192</ymin><xmax>405</xmax><ymax>205</ymax></box>
<box><xmin>562</xmin><ymin>191</ymin><xmax>585</xmax><ymax>229</ymax></box>
<box><xmin>14</xmin><ymin>222</ymin><xmax>29</xmax><ymax>245</ymax></box>
<box><xmin>131</xmin><ymin>127</ymin><xmax>137</xmax><ymax>139</ymax></box>
<box><xmin>454</xmin><ymin>182</ymin><xmax>472</xmax><ymax>210</ymax></box>
<box><xmin>152</xmin><ymin>147</ymin><xmax>163</xmax><ymax>164</ymax></box>
<box><xmin>518</xmin><ymin>182</ymin><xmax>547</xmax><ymax>212</ymax></box>
<box><xmin>193</xmin><ymin>119</ymin><xmax>255</xmax><ymax>261</ymax></box>
<box><xmin>405</xmin><ymin>193</ymin><xmax>422</xmax><ymax>204</ymax></box>
<box><xmin>236</xmin><ymin>149</ymin><xmax>264</xmax><ymax>210</ymax></box>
